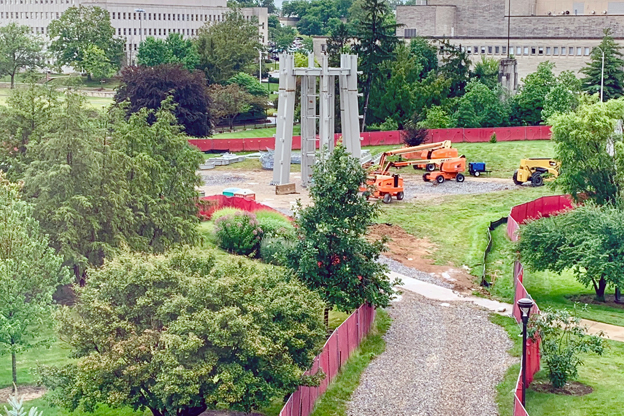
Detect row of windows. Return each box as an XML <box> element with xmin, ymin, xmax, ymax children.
<box><xmin>119</xmin><ymin>27</ymin><xmax>199</xmax><ymax>37</ymax></box>
<box><xmin>1</xmin><ymin>11</ymin><xmax>60</xmax><ymax>19</ymax></box>
<box><xmin>0</xmin><ymin>0</ymin><xmax>72</xmax><ymax>4</ymax></box>
<box><xmin>464</xmin><ymin>45</ymin><xmax>593</xmax><ymax>57</ymax></box>
<box><xmin>111</xmin><ymin>12</ymin><xmax>257</xmax><ymax>23</ymax></box>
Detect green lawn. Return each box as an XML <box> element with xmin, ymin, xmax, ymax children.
<box><xmin>211</xmin><ymin>125</ymin><xmax>301</xmax><ymax>139</ymax></box>
<box><xmin>493</xmin><ymin>314</ymin><xmax>624</xmax><ymax>416</ymax></box>
<box><xmin>0</xmin><ymin>89</ymin><xmax>113</xmax><ymax>109</ymax></box>
<box><xmin>377</xmin><ymin>187</ymin><xmax>553</xmax><ymax>278</ymax></box>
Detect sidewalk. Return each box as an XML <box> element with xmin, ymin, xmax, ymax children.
<box><xmin>392</xmin><ymin>271</ymin><xmax>624</xmax><ymax>343</ymax></box>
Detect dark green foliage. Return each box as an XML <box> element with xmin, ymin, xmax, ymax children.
<box><xmin>215</xmin><ymin>212</ymin><xmax>263</xmax><ymax>256</ymax></box>
<box><xmin>409</xmin><ymin>37</ymin><xmax>438</xmax><ymax>78</ymax></box>
<box><xmin>549</xmin><ymin>98</ymin><xmax>624</xmax><ymax>204</ymax></box>
<box><xmin>471</xmin><ymin>56</ymin><xmax>499</xmax><ymax>90</ymax></box>
<box><xmin>137</xmin><ymin>33</ymin><xmax>200</xmax><ymax>71</ymax></box>
<box><xmin>195</xmin><ymin>8</ymin><xmax>262</xmax><ymax>84</ymax></box>
<box><xmin>530</xmin><ymin>308</ymin><xmax>604</xmax><ymax>388</ymax></box>
<box><xmin>438</xmin><ymin>39</ymin><xmax>471</xmax><ymax>98</ymax></box>
<box><xmin>282</xmin><ymin>0</ymin><xmax>351</xmax><ymax>35</ymax></box>
<box><xmin>326</xmin><ymin>22</ymin><xmax>352</xmax><ymax>66</ymax></box>
<box><xmin>519</xmin><ymin>204</ymin><xmax>624</xmax><ymax>302</ymax></box>
<box><xmin>40</xmin><ymin>248</ymin><xmax>326</xmax><ymax>416</ymax></box>
<box><xmin>453</xmin><ymin>81</ymin><xmax>509</xmax><ymax>128</ymax></box>
<box><xmin>260</xmin><ymin>236</ymin><xmax>296</xmax><ymax>266</ymax></box>
<box><xmin>510</xmin><ymin>61</ymin><xmax>556</xmax><ymax>125</ymax></box>
<box><xmin>269</xmin><ymin>17</ymin><xmax>297</xmax><ymax>53</ymax></box>
<box><xmin>286</xmin><ymin>146</ymin><xmax>398</xmax><ymax>313</ymax></box>
<box><xmin>115</xmin><ymin>64</ymin><xmax>212</xmax><ymax>137</ymax></box>
<box><xmin>542</xmin><ymin>71</ymin><xmax>582</xmax><ymax>121</ymax></box>
<box><xmin>581</xmin><ymin>28</ymin><xmax>624</xmax><ymax>100</ymax></box>
<box><xmin>353</xmin><ymin>0</ymin><xmax>399</xmax><ymax>130</ymax></box>
<box><xmin>257</xmin><ymin>216</ymin><xmax>294</xmax><ymax>239</ymax></box>
<box><xmin>0</xmin><ymin>23</ymin><xmax>45</xmax><ymax>89</ymax></box>
<box><xmin>47</xmin><ymin>6</ymin><xmax>123</xmax><ymax>74</ymax></box>
<box><xmin>228</xmin><ymin>72</ymin><xmax>268</xmax><ymax>97</ymax></box>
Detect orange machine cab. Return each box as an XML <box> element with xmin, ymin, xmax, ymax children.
<box><xmin>423</xmin><ymin>157</ymin><xmax>467</xmax><ymax>184</ymax></box>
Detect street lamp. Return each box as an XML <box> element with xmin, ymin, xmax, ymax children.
<box><xmin>595</xmin><ymin>45</ymin><xmax>605</xmax><ymax>102</ymax></box>
<box><xmin>517</xmin><ymin>297</ymin><xmax>534</xmax><ymax>407</ymax></box>
<box><xmin>135</xmin><ymin>9</ymin><xmax>145</xmax><ymax>44</ymax></box>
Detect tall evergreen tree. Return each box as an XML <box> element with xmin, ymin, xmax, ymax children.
<box><xmin>581</xmin><ymin>28</ymin><xmax>624</xmax><ymax>100</ymax></box>
<box><xmin>437</xmin><ymin>39</ymin><xmax>471</xmax><ymax>98</ymax></box>
<box><xmin>352</xmin><ymin>0</ymin><xmax>399</xmax><ymax>131</ymax></box>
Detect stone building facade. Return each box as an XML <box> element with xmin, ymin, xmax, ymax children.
<box><xmin>0</xmin><ymin>0</ymin><xmax>268</xmax><ymax>66</ymax></box>
<box><xmin>396</xmin><ymin>0</ymin><xmax>624</xmax><ymax>79</ymax></box>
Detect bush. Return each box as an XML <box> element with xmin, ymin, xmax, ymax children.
<box><xmin>530</xmin><ymin>307</ymin><xmax>605</xmax><ymax>388</ymax></box>
<box><xmin>490</xmin><ymin>132</ymin><xmax>497</xmax><ymax>143</ymax></box>
<box><xmin>215</xmin><ymin>212</ymin><xmax>263</xmax><ymax>256</ymax></box>
<box><xmin>379</xmin><ymin>117</ymin><xmax>398</xmax><ymax>131</ymax></box>
<box><xmin>260</xmin><ymin>236</ymin><xmax>296</xmax><ymax>265</ymax></box>
<box><xmin>211</xmin><ymin>207</ymin><xmax>243</xmax><ymax>221</ymax></box>
<box><xmin>258</xmin><ymin>217</ymin><xmax>294</xmax><ymax>239</ymax></box>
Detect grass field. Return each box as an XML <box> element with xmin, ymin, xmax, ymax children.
<box><xmin>493</xmin><ymin>314</ymin><xmax>624</xmax><ymax>416</ymax></box>
<box><xmin>0</xmin><ymin>89</ymin><xmax>113</xmax><ymax>108</ymax></box>
<box><xmin>211</xmin><ymin>125</ymin><xmax>301</xmax><ymax>139</ymax></box>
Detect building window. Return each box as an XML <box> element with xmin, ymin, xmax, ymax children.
<box><xmin>495</xmin><ymin>46</ymin><xmax>500</xmax><ymax>54</ymax></box>
<box><xmin>561</xmin><ymin>46</ymin><xmax>566</xmax><ymax>55</ymax></box>
<box><xmin>531</xmin><ymin>47</ymin><xmax>536</xmax><ymax>55</ymax></box>
<box><xmin>569</xmin><ymin>47</ymin><xmax>574</xmax><ymax>55</ymax></box>
<box><xmin>123</xmin><ymin>12</ymin><xmax>126</xmax><ymax>19</ymax></box>
<box><xmin>577</xmin><ymin>47</ymin><xmax>582</xmax><ymax>55</ymax></box>
<box><xmin>404</xmin><ymin>28</ymin><xmax>417</xmax><ymax>38</ymax></box>
<box><xmin>481</xmin><ymin>46</ymin><xmax>485</xmax><ymax>54</ymax></box>
<box><xmin>473</xmin><ymin>46</ymin><xmax>478</xmax><ymax>54</ymax></box>
<box><xmin>524</xmin><ymin>46</ymin><xmax>529</xmax><ymax>55</ymax></box>
<box><xmin>502</xmin><ymin>46</ymin><xmax>507</xmax><ymax>55</ymax></box>
<box><xmin>553</xmin><ymin>47</ymin><xmax>559</xmax><ymax>55</ymax></box>
<box><xmin>133</xmin><ymin>13</ymin><xmax>136</xmax><ymax>20</ymax></box>
<box><xmin>516</xmin><ymin>46</ymin><xmax>521</xmax><ymax>55</ymax></box>
<box><xmin>584</xmin><ymin>47</ymin><xmax>590</xmax><ymax>55</ymax></box>
<box><xmin>488</xmin><ymin>46</ymin><xmax>492</xmax><ymax>54</ymax></box>
<box><xmin>546</xmin><ymin>47</ymin><xmax>551</xmax><ymax>55</ymax></box>
<box><xmin>467</xmin><ymin>46</ymin><xmax>472</xmax><ymax>53</ymax></box>
<box><xmin>538</xmin><ymin>47</ymin><xmax>544</xmax><ymax>55</ymax></box>
<box><xmin>123</xmin><ymin>28</ymin><xmax>126</xmax><ymax>35</ymax></box>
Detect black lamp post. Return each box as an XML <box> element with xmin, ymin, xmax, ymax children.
<box><xmin>517</xmin><ymin>297</ymin><xmax>534</xmax><ymax>407</ymax></box>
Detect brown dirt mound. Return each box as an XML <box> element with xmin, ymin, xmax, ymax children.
<box><xmin>568</xmin><ymin>294</ymin><xmax>624</xmax><ymax>309</ymax></box>
<box><xmin>530</xmin><ymin>380</ymin><xmax>593</xmax><ymax>396</ymax></box>
<box><xmin>0</xmin><ymin>385</ymin><xmax>46</xmax><ymax>403</ymax></box>
<box><xmin>368</xmin><ymin>223</ymin><xmax>477</xmax><ymax>294</ymax></box>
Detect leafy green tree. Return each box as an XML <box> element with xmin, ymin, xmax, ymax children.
<box><xmin>530</xmin><ymin>308</ymin><xmax>604</xmax><ymax>388</ymax></box>
<box><xmin>409</xmin><ymin>37</ymin><xmax>438</xmax><ymax>78</ymax></box>
<box><xmin>286</xmin><ymin>146</ymin><xmax>397</xmax><ymax>325</ymax></box>
<box><xmin>228</xmin><ymin>72</ymin><xmax>267</xmax><ymax>96</ymax></box>
<box><xmin>138</xmin><ymin>34</ymin><xmax>200</xmax><ymax>71</ymax></box>
<box><xmin>452</xmin><ymin>81</ymin><xmax>508</xmax><ymax>128</ymax></box>
<box><xmin>353</xmin><ymin>0</ymin><xmax>399</xmax><ymax>131</ymax></box>
<box><xmin>326</xmin><ymin>22</ymin><xmax>352</xmax><ymax>66</ymax></box>
<box><xmin>40</xmin><ymin>248</ymin><xmax>325</xmax><ymax>416</ymax></box>
<box><xmin>471</xmin><ymin>56</ymin><xmax>499</xmax><ymax>90</ymax></box>
<box><xmin>542</xmin><ymin>70</ymin><xmax>582</xmax><ymax>121</ymax></box>
<box><xmin>438</xmin><ymin>39</ymin><xmax>471</xmax><ymax>97</ymax></box>
<box><xmin>115</xmin><ymin>64</ymin><xmax>212</xmax><ymax>137</ymax></box>
<box><xmin>0</xmin><ymin>174</ymin><xmax>70</xmax><ymax>385</ymax></box>
<box><xmin>48</xmin><ymin>6</ymin><xmax>123</xmax><ymax>74</ymax></box>
<box><xmin>511</xmin><ymin>61</ymin><xmax>556</xmax><ymax>125</ymax></box>
<box><xmin>269</xmin><ymin>19</ymin><xmax>297</xmax><ymax>53</ymax></box>
<box><xmin>0</xmin><ymin>23</ymin><xmax>45</xmax><ymax>89</ymax></box>
<box><xmin>549</xmin><ymin>97</ymin><xmax>624</xmax><ymax>205</ymax></box>
<box><xmin>418</xmin><ymin>106</ymin><xmax>451</xmax><ymax>129</ymax></box>
<box><xmin>195</xmin><ymin>8</ymin><xmax>262</xmax><ymax>84</ymax></box>
<box><xmin>81</xmin><ymin>45</ymin><xmax>116</xmax><ymax>81</ymax></box>
<box><xmin>210</xmin><ymin>83</ymin><xmax>261</xmax><ymax>129</ymax></box>
<box><xmin>581</xmin><ymin>28</ymin><xmax>624</xmax><ymax>100</ymax></box>
<box><xmin>519</xmin><ymin>204</ymin><xmax>624</xmax><ymax>302</ymax></box>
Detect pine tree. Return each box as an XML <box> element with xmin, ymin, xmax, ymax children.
<box><xmin>581</xmin><ymin>28</ymin><xmax>624</xmax><ymax>100</ymax></box>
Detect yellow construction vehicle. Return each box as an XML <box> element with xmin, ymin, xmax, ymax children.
<box><xmin>513</xmin><ymin>158</ymin><xmax>560</xmax><ymax>187</ymax></box>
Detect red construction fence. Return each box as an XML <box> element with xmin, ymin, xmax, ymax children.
<box><xmin>507</xmin><ymin>195</ymin><xmax>575</xmax><ymax>416</ymax></box>
<box><xmin>198</xmin><ymin>195</ymin><xmax>288</xmax><ymax>220</ymax></box>
<box><xmin>187</xmin><ymin>126</ymin><xmax>552</xmax><ymax>152</ymax></box>
<box><xmin>279</xmin><ymin>304</ymin><xmax>376</xmax><ymax>416</ymax></box>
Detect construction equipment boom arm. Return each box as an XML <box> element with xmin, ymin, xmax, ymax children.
<box><xmin>377</xmin><ymin>141</ymin><xmax>451</xmax><ymax>174</ymax></box>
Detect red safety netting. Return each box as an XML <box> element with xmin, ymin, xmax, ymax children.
<box><xmin>514</xmin><ymin>373</ymin><xmax>529</xmax><ymax>416</ymax></box>
<box><xmin>198</xmin><ymin>195</ymin><xmax>288</xmax><ymax>220</ymax></box>
<box><xmin>509</xmin><ymin>195</ymin><xmax>573</xmax><ymax>225</ymax></box>
<box><xmin>187</xmin><ymin>126</ymin><xmax>552</xmax><ymax>152</ymax></box>
<box><xmin>279</xmin><ymin>304</ymin><xmax>376</xmax><ymax>416</ymax></box>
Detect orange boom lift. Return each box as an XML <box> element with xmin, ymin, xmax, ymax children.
<box><xmin>361</xmin><ymin>141</ymin><xmax>465</xmax><ymax>203</ymax></box>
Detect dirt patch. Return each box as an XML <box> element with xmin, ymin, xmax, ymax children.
<box><xmin>368</xmin><ymin>224</ymin><xmax>477</xmax><ymax>293</ymax></box>
<box><xmin>0</xmin><ymin>385</ymin><xmax>46</xmax><ymax>403</ymax></box>
<box><xmin>530</xmin><ymin>380</ymin><xmax>593</xmax><ymax>396</ymax></box>
<box><xmin>568</xmin><ymin>294</ymin><xmax>624</xmax><ymax>309</ymax></box>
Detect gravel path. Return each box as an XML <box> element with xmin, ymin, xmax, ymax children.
<box><xmin>403</xmin><ymin>178</ymin><xmax>514</xmax><ymax>200</ymax></box>
<box><xmin>201</xmin><ymin>173</ymin><xmax>248</xmax><ymax>186</ymax></box>
<box><xmin>379</xmin><ymin>256</ymin><xmax>453</xmax><ymax>289</ymax></box>
<box><xmin>347</xmin><ymin>291</ymin><xmax>515</xmax><ymax>416</ymax></box>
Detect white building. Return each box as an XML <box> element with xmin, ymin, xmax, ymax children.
<box><xmin>0</xmin><ymin>0</ymin><xmax>268</xmax><ymax>65</ymax></box>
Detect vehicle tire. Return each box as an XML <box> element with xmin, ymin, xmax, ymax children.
<box><xmin>531</xmin><ymin>173</ymin><xmax>544</xmax><ymax>187</ymax></box>
<box><xmin>436</xmin><ymin>175</ymin><xmax>445</xmax><ymax>184</ymax></box>
<box><xmin>413</xmin><ymin>165</ymin><xmax>419</xmax><ymax>170</ymax></box>
<box><xmin>396</xmin><ymin>191</ymin><xmax>405</xmax><ymax>200</ymax></box>
<box><xmin>426</xmin><ymin>163</ymin><xmax>436</xmax><ymax>172</ymax></box>
<box><xmin>423</xmin><ymin>174</ymin><xmax>430</xmax><ymax>182</ymax></box>
<box><xmin>474</xmin><ymin>171</ymin><xmax>480</xmax><ymax>177</ymax></box>
<box><xmin>456</xmin><ymin>173</ymin><xmax>465</xmax><ymax>183</ymax></box>
<box><xmin>512</xmin><ymin>170</ymin><xmax>523</xmax><ymax>186</ymax></box>
<box><xmin>382</xmin><ymin>193</ymin><xmax>392</xmax><ymax>204</ymax></box>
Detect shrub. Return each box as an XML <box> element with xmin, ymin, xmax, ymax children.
<box><xmin>258</xmin><ymin>216</ymin><xmax>294</xmax><ymax>239</ymax></box>
<box><xmin>215</xmin><ymin>212</ymin><xmax>263</xmax><ymax>256</ymax></box>
<box><xmin>211</xmin><ymin>207</ymin><xmax>243</xmax><ymax>221</ymax></box>
<box><xmin>379</xmin><ymin>117</ymin><xmax>398</xmax><ymax>131</ymax></box>
<box><xmin>530</xmin><ymin>307</ymin><xmax>605</xmax><ymax>388</ymax></box>
<box><xmin>490</xmin><ymin>132</ymin><xmax>497</xmax><ymax>143</ymax></box>
<box><xmin>260</xmin><ymin>236</ymin><xmax>296</xmax><ymax>265</ymax></box>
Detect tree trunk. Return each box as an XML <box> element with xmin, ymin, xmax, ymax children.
<box><xmin>361</xmin><ymin>78</ymin><xmax>372</xmax><ymax>133</ymax></box>
<box><xmin>616</xmin><ymin>287</ymin><xmax>622</xmax><ymax>304</ymax></box>
<box><xmin>324</xmin><ymin>307</ymin><xmax>329</xmax><ymax>330</ymax></box>
<box><xmin>595</xmin><ymin>277</ymin><xmax>607</xmax><ymax>302</ymax></box>
<box><xmin>11</xmin><ymin>352</ymin><xmax>17</xmax><ymax>390</ymax></box>
<box><xmin>10</xmin><ymin>72</ymin><xmax>15</xmax><ymax>89</ymax></box>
